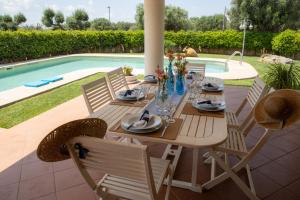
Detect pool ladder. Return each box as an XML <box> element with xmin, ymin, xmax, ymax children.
<box><xmin>226</xmin><ymin>51</ymin><xmax>243</xmax><ymax>65</ymax></box>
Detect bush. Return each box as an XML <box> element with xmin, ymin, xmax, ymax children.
<box><xmin>272</xmin><ymin>30</ymin><xmax>300</xmax><ymax>56</ymax></box>
<box><xmin>263</xmin><ymin>63</ymin><xmax>300</xmax><ymax>89</ymax></box>
<box><xmin>0</xmin><ymin>29</ymin><xmax>278</xmax><ymax>63</ymax></box>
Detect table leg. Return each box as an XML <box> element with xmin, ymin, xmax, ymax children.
<box><xmin>163</xmin><ymin>147</ymin><xmax>202</xmax><ymax>193</ymax></box>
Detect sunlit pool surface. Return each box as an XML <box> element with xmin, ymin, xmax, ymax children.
<box><xmin>0</xmin><ymin>56</ymin><xmax>227</xmax><ymax>92</ymax></box>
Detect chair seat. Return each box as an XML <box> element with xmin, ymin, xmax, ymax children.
<box><xmin>215</xmin><ymin>128</ymin><xmax>248</xmax><ymax>156</ymax></box>
<box><xmin>98</xmin><ymin>157</ymin><xmax>170</xmax><ymax>200</ymax></box>
<box><xmin>225</xmin><ymin>112</ymin><xmax>240</xmax><ymax>128</ymax></box>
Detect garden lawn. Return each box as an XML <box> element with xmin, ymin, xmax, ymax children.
<box><xmin>0</xmin><ymin>73</ymin><xmax>105</xmax><ymax>128</ymax></box>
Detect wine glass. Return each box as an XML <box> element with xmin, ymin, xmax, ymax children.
<box><xmin>143</xmin><ymin>85</ymin><xmax>150</xmax><ymax>100</ymax></box>
<box><xmin>166</xmin><ymin>102</ymin><xmax>176</xmax><ymax>123</ymax></box>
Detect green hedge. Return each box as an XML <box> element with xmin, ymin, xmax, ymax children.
<box><xmin>0</xmin><ymin>29</ymin><xmax>293</xmax><ymax>63</ymax></box>
<box><xmin>272</xmin><ymin>30</ymin><xmax>300</xmax><ymax>56</ymax></box>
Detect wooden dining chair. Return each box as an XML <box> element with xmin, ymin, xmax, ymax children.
<box><xmin>67</xmin><ymin>136</ymin><xmax>173</xmax><ymax>200</ymax></box>
<box><xmin>225</xmin><ymin>76</ymin><xmax>268</xmax><ymax>128</ymax></box>
<box><xmin>186</xmin><ymin>63</ymin><xmax>206</xmax><ymax>75</ymax></box>
<box><xmin>106</xmin><ymin>67</ymin><xmax>130</xmax><ymax>99</ymax></box>
<box><xmin>202</xmin><ymin>116</ymin><xmax>271</xmax><ymax>199</ymax></box>
<box><xmin>81</xmin><ymin>77</ymin><xmax>113</xmax><ymax>114</ymax></box>
<box><xmin>203</xmin><ymin>89</ymin><xmax>276</xmax><ymax>200</ymax></box>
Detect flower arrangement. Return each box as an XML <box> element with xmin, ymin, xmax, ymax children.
<box><xmin>155</xmin><ymin>65</ymin><xmax>168</xmax><ymax>87</ymax></box>
<box><xmin>174</xmin><ymin>53</ymin><xmax>188</xmax><ymax>75</ymax></box>
<box><xmin>166</xmin><ymin>51</ymin><xmax>175</xmax><ymax>63</ymax></box>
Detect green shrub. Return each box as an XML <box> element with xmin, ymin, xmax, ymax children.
<box><xmin>263</xmin><ymin>63</ymin><xmax>300</xmax><ymax>89</ymax></box>
<box><xmin>272</xmin><ymin>30</ymin><xmax>300</xmax><ymax>56</ymax></box>
<box><xmin>0</xmin><ymin>30</ymin><xmax>277</xmax><ymax>63</ymax></box>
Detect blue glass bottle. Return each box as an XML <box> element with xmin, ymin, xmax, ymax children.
<box><xmin>176</xmin><ymin>74</ymin><xmax>185</xmax><ymax>95</ymax></box>
<box><xmin>166</xmin><ymin>62</ymin><xmax>174</xmax><ymax>95</ymax></box>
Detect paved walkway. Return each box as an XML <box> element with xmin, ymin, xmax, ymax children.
<box><xmin>1</xmin><ymin>86</ymin><xmax>300</xmax><ymax>200</ymax></box>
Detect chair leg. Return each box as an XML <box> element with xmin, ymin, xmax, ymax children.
<box><xmin>246</xmin><ymin>164</ymin><xmax>256</xmax><ymax>195</ymax></box>
<box><xmin>207</xmin><ymin>150</ymin><xmax>259</xmax><ymax>200</ymax></box>
<box><xmin>210</xmin><ymin>157</ymin><xmax>216</xmax><ymax>180</ymax></box>
<box><xmin>165</xmin><ymin>166</ymin><xmax>174</xmax><ymax>200</ymax></box>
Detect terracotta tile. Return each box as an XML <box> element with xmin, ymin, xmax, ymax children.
<box><xmin>33</xmin><ymin>193</ymin><xmax>56</xmax><ymax>200</ymax></box>
<box><xmin>286</xmin><ymin>179</ymin><xmax>300</xmax><ymax>197</ymax></box>
<box><xmin>249</xmin><ymin>153</ymin><xmax>271</xmax><ymax>169</ymax></box>
<box><xmin>283</xmin><ymin>133</ymin><xmax>300</xmax><ymax>146</ymax></box>
<box><xmin>56</xmin><ymin>184</ymin><xmax>96</xmax><ymax>200</ymax></box>
<box><xmin>0</xmin><ymin>183</ymin><xmax>19</xmax><ymax>200</ymax></box>
<box><xmin>53</xmin><ymin>159</ymin><xmax>75</xmax><ymax>172</ymax></box>
<box><xmin>21</xmin><ymin>161</ymin><xmax>53</xmax><ymax>181</ymax></box>
<box><xmin>0</xmin><ymin>162</ymin><xmax>22</xmax><ymax>186</ymax></box>
<box><xmin>87</xmin><ymin>169</ymin><xmax>105</xmax><ymax>182</ymax></box>
<box><xmin>251</xmin><ymin>170</ymin><xmax>281</xmax><ymax>198</ymax></box>
<box><xmin>212</xmin><ymin>178</ymin><xmax>249</xmax><ymax>200</ymax></box>
<box><xmin>264</xmin><ymin>188</ymin><xmax>300</xmax><ymax>200</ymax></box>
<box><xmin>18</xmin><ymin>173</ymin><xmax>55</xmax><ymax>200</ymax></box>
<box><xmin>275</xmin><ymin>154</ymin><xmax>300</xmax><ymax>173</ymax></box>
<box><xmin>22</xmin><ymin>151</ymin><xmax>40</xmax><ymax>165</ymax></box>
<box><xmin>289</xmin><ymin>149</ymin><xmax>300</xmax><ymax>159</ymax></box>
<box><xmin>54</xmin><ymin>168</ymin><xmax>85</xmax><ymax>191</ymax></box>
<box><xmin>259</xmin><ymin>143</ymin><xmax>286</xmax><ymax>160</ymax></box>
<box><xmin>258</xmin><ymin>161</ymin><xmax>300</xmax><ymax>186</ymax></box>
<box><xmin>269</xmin><ymin>137</ymin><xmax>300</xmax><ymax>153</ymax></box>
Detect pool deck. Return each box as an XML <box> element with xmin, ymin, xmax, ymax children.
<box><xmin>0</xmin><ymin>53</ymin><xmax>257</xmax><ymax>107</ymax></box>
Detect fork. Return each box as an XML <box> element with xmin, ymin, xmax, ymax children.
<box><xmin>160</xmin><ymin>119</ymin><xmax>169</xmax><ymax>138</ymax></box>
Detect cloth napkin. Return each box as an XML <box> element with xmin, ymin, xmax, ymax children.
<box><xmin>203</xmin><ymin>83</ymin><xmax>219</xmax><ymax>89</ymax></box>
<box><xmin>197</xmin><ymin>100</ymin><xmax>223</xmax><ymax>108</ymax></box>
<box><xmin>123</xmin><ymin>90</ymin><xmax>135</xmax><ymax>97</ymax></box>
<box><xmin>133</xmin><ymin>110</ymin><xmax>150</xmax><ymax>128</ymax></box>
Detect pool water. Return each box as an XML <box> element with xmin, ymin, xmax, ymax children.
<box><xmin>0</xmin><ymin>56</ymin><xmax>226</xmax><ymax>92</ymax></box>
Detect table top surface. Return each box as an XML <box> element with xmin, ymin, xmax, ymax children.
<box><xmin>91</xmin><ymin>77</ymin><xmax>228</xmax><ymax>148</ymax></box>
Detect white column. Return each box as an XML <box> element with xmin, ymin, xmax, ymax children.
<box><xmin>144</xmin><ymin>0</ymin><xmax>165</xmax><ymax>76</ymax></box>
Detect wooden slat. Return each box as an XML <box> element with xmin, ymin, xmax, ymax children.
<box><xmin>180</xmin><ymin>115</ymin><xmax>193</xmax><ymax>136</ymax></box>
<box><xmin>204</xmin><ymin>117</ymin><xmax>213</xmax><ymax>138</ymax></box>
<box><xmin>82</xmin><ymin>77</ymin><xmax>113</xmax><ymax>114</ymax></box>
<box><xmin>196</xmin><ymin>116</ymin><xmax>206</xmax><ymax>138</ymax></box>
<box><xmin>188</xmin><ymin>115</ymin><xmax>200</xmax><ymax>137</ymax></box>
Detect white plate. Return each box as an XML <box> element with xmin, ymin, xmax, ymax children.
<box><xmin>116</xmin><ymin>90</ymin><xmax>145</xmax><ymax>101</ymax></box>
<box><xmin>192</xmin><ymin>101</ymin><xmax>226</xmax><ymax>112</ymax></box>
<box><xmin>121</xmin><ymin>114</ymin><xmax>162</xmax><ymax>133</ymax></box>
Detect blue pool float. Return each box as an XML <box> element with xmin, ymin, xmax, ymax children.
<box><xmin>41</xmin><ymin>76</ymin><xmax>63</xmax><ymax>82</ymax></box>
<box><xmin>24</xmin><ymin>81</ymin><xmax>49</xmax><ymax>87</ymax></box>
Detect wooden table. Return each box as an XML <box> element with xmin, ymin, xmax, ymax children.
<box><xmin>91</xmin><ymin>77</ymin><xmax>228</xmax><ymax>193</ymax></box>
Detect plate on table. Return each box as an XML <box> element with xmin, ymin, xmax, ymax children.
<box><xmin>192</xmin><ymin>100</ymin><xmax>226</xmax><ymax>112</ymax></box>
<box><xmin>144</xmin><ymin>75</ymin><xmax>158</xmax><ymax>83</ymax></box>
<box><xmin>116</xmin><ymin>89</ymin><xmax>145</xmax><ymax>101</ymax></box>
<box><xmin>202</xmin><ymin>83</ymin><xmax>224</xmax><ymax>92</ymax></box>
<box><xmin>121</xmin><ymin>114</ymin><xmax>163</xmax><ymax>133</ymax></box>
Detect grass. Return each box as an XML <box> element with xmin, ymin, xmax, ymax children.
<box><xmin>198</xmin><ymin>53</ymin><xmax>300</xmax><ymax>86</ymax></box>
<box><xmin>0</xmin><ymin>73</ymin><xmax>105</xmax><ymax>128</ymax></box>
<box><xmin>1</xmin><ymin>53</ymin><xmax>299</xmax><ymax>129</ymax></box>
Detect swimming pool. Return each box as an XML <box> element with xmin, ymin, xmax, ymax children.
<box><xmin>0</xmin><ymin>55</ymin><xmax>227</xmax><ymax>92</ymax></box>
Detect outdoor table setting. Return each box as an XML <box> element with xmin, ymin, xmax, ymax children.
<box><xmin>103</xmin><ymin>53</ymin><xmax>228</xmax><ymax>193</ymax></box>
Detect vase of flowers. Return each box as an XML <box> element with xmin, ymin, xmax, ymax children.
<box><xmin>174</xmin><ymin>53</ymin><xmax>188</xmax><ymax>95</ymax></box>
<box><xmin>155</xmin><ymin>65</ymin><xmax>169</xmax><ymax>107</ymax></box>
<box><xmin>166</xmin><ymin>52</ymin><xmax>175</xmax><ymax>95</ymax></box>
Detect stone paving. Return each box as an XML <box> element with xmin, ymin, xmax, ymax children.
<box><xmin>0</xmin><ymin>86</ymin><xmax>299</xmax><ymax>200</ymax></box>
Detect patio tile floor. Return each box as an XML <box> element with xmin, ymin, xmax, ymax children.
<box><xmin>0</xmin><ymin>86</ymin><xmax>300</xmax><ymax>200</ymax></box>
